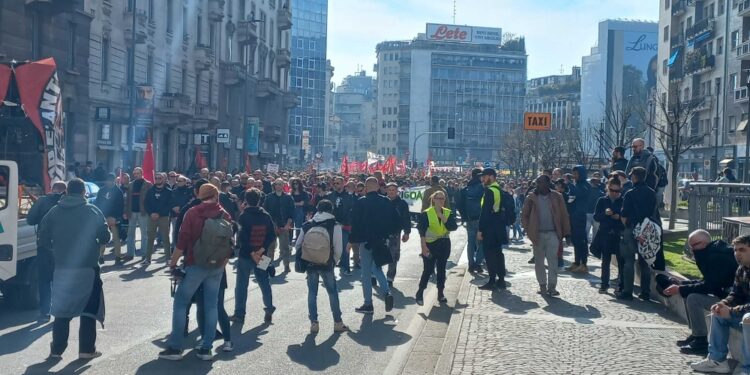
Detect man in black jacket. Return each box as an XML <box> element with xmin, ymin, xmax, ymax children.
<box><xmin>477</xmin><ymin>169</ymin><xmax>515</xmax><ymax>290</ymax></box>
<box><xmin>657</xmin><ymin>229</ymin><xmax>738</xmax><ymax>355</ymax></box>
<box><xmin>95</xmin><ymin>174</ymin><xmax>125</xmax><ymax>265</ymax></box>
<box><xmin>350</xmin><ymin>177</ymin><xmax>401</xmax><ymax>314</ymax></box>
<box><xmin>170</xmin><ymin>175</ymin><xmax>192</xmax><ymax>253</ymax></box>
<box><xmin>385</xmin><ymin>182</ymin><xmax>411</xmax><ymax>286</ymax></box>
<box><xmin>264</xmin><ymin>178</ymin><xmax>295</xmax><ymax>273</ymax></box>
<box><xmin>27</xmin><ymin>180</ymin><xmax>66</xmax><ymax>321</ymax></box>
<box><xmin>143</xmin><ymin>173</ymin><xmax>173</xmax><ymax>265</ymax></box>
<box><xmin>456</xmin><ymin>168</ymin><xmax>485</xmax><ymax>273</ymax></box>
<box><xmin>611</xmin><ymin>146</ymin><xmax>628</xmax><ymax>174</ymax></box>
<box><xmin>326</xmin><ymin>176</ymin><xmax>356</xmax><ymax>274</ymax></box>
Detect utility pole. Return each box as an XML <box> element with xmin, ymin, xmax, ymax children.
<box><xmin>712</xmin><ymin>79</ymin><xmax>720</xmax><ymax>180</ymax></box>
<box><xmin>127</xmin><ymin>0</ymin><xmax>137</xmax><ymax>170</ymax></box>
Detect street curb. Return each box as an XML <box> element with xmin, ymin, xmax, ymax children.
<box><xmin>433</xmin><ymin>253</ymin><xmax>471</xmax><ymax>375</ymax></box>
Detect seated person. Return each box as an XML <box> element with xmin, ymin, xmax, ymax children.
<box><xmin>690</xmin><ymin>234</ymin><xmax>750</xmax><ymax>375</ymax></box>
<box><xmin>657</xmin><ymin>229</ymin><xmax>737</xmax><ymax>356</ymax></box>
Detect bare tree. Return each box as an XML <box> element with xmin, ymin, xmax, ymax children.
<box><xmin>531</xmin><ymin>129</ymin><xmax>567</xmax><ymax>171</ymax></box>
<box><xmin>564</xmin><ymin>128</ymin><xmax>600</xmax><ymax>170</ymax></box>
<box><xmin>642</xmin><ymin>84</ymin><xmax>705</xmax><ymax>230</ymax></box>
<box><xmin>500</xmin><ymin>131</ymin><xmax>533</xmax><ymax>177</ymax></box>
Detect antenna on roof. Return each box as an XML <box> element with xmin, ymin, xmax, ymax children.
<box><xmin>453</xmin><ymin>0</ymin><xmax>456</xmax><ymax>24</ymax></box>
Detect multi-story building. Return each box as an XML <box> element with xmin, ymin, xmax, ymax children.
<box><xmin>581</xmin><ymin>19</ymin><xmax>658</xmax><ymax>158</ymax></box>
<box><xmin>288</xmin><ymin>0</ymin><xmax>327</xmax><ymax>165</ymax></box>
<box><xmin>0</xmin><ymin>1</ymin><xmax>92</xmax><ymax>167</ymax></box>
<box><xmin>323</xmin><ymin>59</ymin><xmax>336</xmax><ymax>162</ymax></box>
<box><xmin>659</xmin><ymin>0</ymin><xmax>745</xmax><ymax>179</ymax></box>
<box><xmin>374</xmin><ymin>42</ymin><xmax>403</xmax><ymax>156</ymax></box>
<box><xmin>526</xmin><ymin>67</ymin><xmax>581</xmax><ymax>130</ymax></box>
<box><xmin>375</xmin><ymin>23</ymin><xmax>525</xmax><ymax>165</ymax></box>
<box><xmin>332</xmin><ymin>71</ymin><xmax>376</xmax><ymax>160</ymax></box>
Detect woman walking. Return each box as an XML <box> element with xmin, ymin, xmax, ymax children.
<box><xmin>416</xmin><ymin>190</ymin><xmax>458</xmax><ymax>305</ymax></box>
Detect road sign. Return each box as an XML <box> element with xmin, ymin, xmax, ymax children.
<box><xmin>524</xmin><ymin>112</ymin><xmax>552</xmax><ymax>131</ymax></box>
<box><xmin>266</xmin><ymin>163</ymin><xmax>279</xmax><ymax>173</ymax></box>
<box><xmin>704</xmin><ymin>159</ymin><xmax>711</xmax><ymax>168</ymax></box>
<box><xmin>216</xmin><ymin>128</ymin><xmax>230</xmax><ymax>143</ymax></box>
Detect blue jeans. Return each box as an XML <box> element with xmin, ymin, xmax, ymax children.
<box><xmin>708</xmin><ymin>313</ymin><xmax>750</xmax><ymax>370</ymax></box>
<box><xmin>126</xmin><ymin>213</ymin><xmax>148</xmax><ymax>257</ymax></box>
<box><xmin>338</xmin><ymin>229</ymin><xmax>351</xmax><ymax>272</ymax></box>
<box><xmin>167</xmin><ymin>265</ymin><xmax>223</xmax><ymax>351</ymax></box>
<box><xmin>234</xmin><ymin>256</ymin><xmax>275</xmax><ymax>318</ymax></box>
<box><xmin>307</xmin><ymin>269</ymin><xmax>342</xmax><ymax>322</ymax></box>
<box><xmin>196</xmin><ymin>284</ymin><xmax>231</xmax><ymax>342</ymax></box>
<box><xmin>359</xmin><ymin>243</ymin><xmax>390</xmax><ymax>305</ymax></box>
<box><xmin>465</xmin><ymin>220</ymin><xmax>484</xmax><ymax>268</ymax></box>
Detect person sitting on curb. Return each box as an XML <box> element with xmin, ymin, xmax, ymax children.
<box><xmin>657</xmin><ymin>229</ymin><xmax>737</xmax><ymax>356</ymax></box>
<box><xmin>690</xmin><ymin>234</ymin><xmax>750</xmax><ymax>375</ymax></box>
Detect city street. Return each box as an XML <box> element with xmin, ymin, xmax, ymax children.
<box><xmin>0</xmin><ymin>230</ymin><xmax>468</xmax><ymax>375</ymax></box>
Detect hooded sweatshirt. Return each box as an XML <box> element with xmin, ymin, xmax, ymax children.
<box><xmin>237</xmin><ymin>206</ymin><xmax>277</xmax><ymax>259</ymax></box>
<box><xmin>568</xmin><ymin>165</ymin><xmax>591</xmax><ymax>218</ymax></box>
<box><xmin>177</xmin><ymin>201</ymin><xmax>232</xmax><ymax>266</ymax></box>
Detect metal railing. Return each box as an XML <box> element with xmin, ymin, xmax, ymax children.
<box><xmin>687</xmin><ymin>182</ymin><xmax>750</xmax><ymax>233</ymax></box>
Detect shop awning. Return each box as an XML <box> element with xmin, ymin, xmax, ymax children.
<box><xmin>738</xmin><ymin>120</ymin><xmax>749</xmax><ymax>132</ymax></box>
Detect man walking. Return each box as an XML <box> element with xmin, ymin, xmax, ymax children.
<box><xmin>95</xmin><ymin>174</ymin><xmax>125</xmax><ymax>265</ymax></box>
<box><xmin>521</xmin><ymin>175</ymin><xmax>570</xmax><ymax>297</ymax></box>
<box><xmin>386</xmin><ymin>182</ymin><xmax>411</xmax><ymax>287</ymax></box>
<box><xmin>326</xmin><ymin>176</ymin><xmax>356</xmax><ymax>275</ymax></box>
<box><xmin>350</xmin><ymin>177</ymin><xmax>400</xmax><ymax>313</ymax></box>
<box><xmin>478</xmin><ymin>168</ymin><xmax>515</xmax><ymax>290</ymax></box>
<box><xmin>125</xmin><ymin>167</ymin><xmax>152</xmax><ymax>259</ymax></box>
<box><xmin>264</xmin><ymin>178</ymin><xmax>295</xmax><ymax>273</ymax></box>
<box><xmin>456</xmin><ymin>168</ymin><xmax>485</xmax><ymax>273</ymax></box>
<box><xmin>26</xmin><ymin>181</ymin><xmax>66</xmax><ymax>321</ymax></box>
<box><xmin>566</xmin><ymin>165</ymin><xmax>592</xmax><ymax>273</ymax></box>
<box><xmin>39</xmin><ymin>179</ymin><xmax>110</xmax><ymax>359</ymax></box>
<box><xmin>143</xmin><ymin>172</ymin><xmax>173</xmax><ymax>265</ymax></box>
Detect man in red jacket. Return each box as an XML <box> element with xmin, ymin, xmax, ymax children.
<box><xmin>159</xmin><ymin>184</ymin><xmax>232</xmax><ymax>362</ymax></box>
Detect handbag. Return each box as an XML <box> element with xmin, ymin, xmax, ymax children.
<box><xmin>369</xmin><ymin>238</ymin><xmax>393</xmax><ymax>267</ymax></box>
<box><xmin>589</xmin><ymin>230</ymin><xmax>603</xmax><ymax>259</ymax></box>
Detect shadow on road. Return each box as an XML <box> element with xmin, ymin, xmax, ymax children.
<box><xmin>542</xmin><ymin>298</ymin><xmax>602</xmax><ymax>324</ymax></box>
<box><xmin>286</xmin><ymin>333</ymin><xmax>341</xmax><ymax>371</ymax></box>
<box><xmin>23</xmin><ymin>357</ymin><xmax>92</xmax><ymax>375</ymax></box>
<box><xmin>0</xmin><ymin>320</ymin><xmax>52</xmax><ymax>356</ymax></box>
<box><xmin>490</xmin><ymin>291</ymin><xmax>540</xmax><ymax>315</ymax></box>
<box><xmin>347</xmin><ymin>315</ymin><xmax>411</xmax><ymax>352</ymax></box>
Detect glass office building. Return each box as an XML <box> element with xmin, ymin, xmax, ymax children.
<box><xmin>288</xmin><ymin>0</ymin><xmax>328</xmax><ymax>162</ymax></box>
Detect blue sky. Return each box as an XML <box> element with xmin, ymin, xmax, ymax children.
<box><xmin>328</xmin><ymin>0</ymin><xmax>656</xmax><ymax>84</ymax></box>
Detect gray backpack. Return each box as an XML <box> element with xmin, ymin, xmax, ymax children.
<box><xmin>193</xmin><ymin>214</ymin><xmax>234</xmax><ymax>268</ymax></box>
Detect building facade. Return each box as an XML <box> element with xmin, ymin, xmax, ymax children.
<box><xmin>288</xmin><ymin>0</ymin><xmax>327</xmax><ymax>165</ymax></box>
<box><xmin>526</xmin><ymin>66</ymin><xmax>582</xmax><ymax>130</ymax></box>
<box><xmin>374</xmin><ymin>42</ymin><xmax>404</xmax><ymax>156</ymax></box>
<box><xmin>659</xmin><ymin>0</ymin><xmax>745</xmax><ymax>179</ymax></box>
<box><xmin>332</xmin><ymin>71</ymin><xmax>376</xmax><ymax>160</ymax></box>
<box><xmin>376</xmin><ymin>23</ymin><xmax>526</xmax><ymax>165</ymax></box>
<box><xmin>581</xmin><ymin>19</ymin><xmax>659</xmax><ymax>157</ymax></box>
<box><xmin>0</xmin><ymin>1</ymin><xmax>92</xmax><ymax>169</ymax></box>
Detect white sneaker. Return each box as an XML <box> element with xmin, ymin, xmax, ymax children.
<box><xmin>690</xmin><ymin>357</ymin><xmax>732</xmax><ymax>373</ymax></box>
<box><xmin>221</xmin><ymin>341</ymin><xmax>233</xmax><ymax>352</ymax></box>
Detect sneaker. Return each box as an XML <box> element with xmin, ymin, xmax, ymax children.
<box><xmin>264</xmin><ymin>310</ymin><xmax>273</xmax><ymax>323</ymax></box>
<box><xmin>229</xmin><ymin>315</ymin><xmax>244</xmax><ymax>323</ymax></box>
<box><xmin>690</xmin><ymin>357</ymin><xmax>731</xmax><ymax>373</ymax></box>
<box><xmin>159</xmin><ymin>348</ymin><xmax>182</xmax><ymax>361</ymax></box>
<box><xmin>79</xmin><ymin>351</ymin><xmax>102</xmax><ymax>360</ymax></box>
<box><xmin>677</xmin><ymin>335</ymin><xmax>696</xmax><ymax>347</ymax></box>
<box><xmin>547</xmin><ymin>289</ymin><xmax>560</xmax><ymax>297</ymax></box>
<box><xmin>385</xmin><ymin>293</ymin><xmax>394</xmax><ymax>312</ymax></box>
<box><xmin>638</xmin><ymin>293</ymin><xmax>650</xmax><ymax>302</ymax></box>
<box><xmin>355</xmin><ymin>304</ymin><xmax>374</xmax><ymax>314</ymax></box>
<box><xmin>415</xmin><ymin>290</ymin><xmax>424</xmax><ymax>306</ymax></box>
<box><xmin>140</xmin><ymin>259</ymin><xmax>151</xmax><ymax>266</ymax></box>
<box><xmin>538</xmin><ymin>285</ymin><xmax>548</xmax><ymax>295</ymax></box>
<box><xmin>310</xmin><ymin>321</ymin><xmax>320</xmax><ymax>334</ymax></box>
<box><xmin>573</xmin><ymin>264</ymin><xmax>588</xmax><ymax>273</ymax></box>
<box><xmin>195</xmin><ymin>348</ymin><xmax>214</xmax><ymax>361</ymax></box>
<box><xmin>333</xmin><ymin>322</ymin><xmax>350</xmax><ymax>333</ymax></box>
<box><xmin>598</xmin><ymin>287</ymin><xmax>608</xmax><ymax>294</ymax></box>
<box><xmin>437</xmin><ymin>292</ymin><xmax>447</xmax><ymax>303</ymax></box>
<box><xmin>527</xmin><ymin>257</ymin><xmax>535</xmax><ymax>264</ymax></box>
<box><xmin>565</xmin><ymin>263</ymin><xmax>580</xmax><ymax>271</ymax></box>
<box><xmin>221</xmin><ymin>341</ymin><xmax>234</xmax><ymax>352</ymax></box>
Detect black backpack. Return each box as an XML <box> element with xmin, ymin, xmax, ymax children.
<box><xmin>656</xmin><ymin>162</ymin><xmax>668</xmax><ymax>188</ymax></box>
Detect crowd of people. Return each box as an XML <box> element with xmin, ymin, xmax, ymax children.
<box><xmin>26</xmin><ymin>136</ymin><xmax>750</xmax><ymax>374</ymax></box>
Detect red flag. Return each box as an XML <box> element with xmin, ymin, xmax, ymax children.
<box><xmin>195</xmin><ymin>148</ymin><xmax>207</xmax><ymax>169</ymax></box>
<box><xmin>142</xmin><ymin>136</ymin><xmax>155</xmax><ymax>183</ymax></box>
<box><xmin>245</xmin><ymin>153</ymin><xmax>252</xmax><ymax>173</ymax></box>
<box><xmin>340</xmin><ymin>154</ymin><xmax>349</xmax><ymax>177</ymax></box>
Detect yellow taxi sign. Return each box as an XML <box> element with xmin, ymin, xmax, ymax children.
<box><xmin>523</xmin><ymin>112</ymin><xmax>552</xmax><ymax>131</ymax></box>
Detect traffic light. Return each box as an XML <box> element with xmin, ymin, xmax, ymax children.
<box><xmin>448</xmin><ymin>127</ymin><xmax>455</xmax><ymax>139</ymax></box>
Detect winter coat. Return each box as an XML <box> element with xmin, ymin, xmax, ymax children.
<box><xmin>176</xmin><ymin>201</ymin><xmax>232</xmax><ymax>266</ymax></box>
<box><xmin>521</xmin><ymin>190</ymin><xmax>571</xmax><ymax>245</ymax></box>
<box><xmin>680</xmin><ymin>240</ymin><xmax>737</xmax><ymax>299</ymax></box>
<box><xmin>95</xmin><ymin>185</ymin><xmax>125</xmax><ymax>219</ymax></box>
<box><xmin>237</xmin><ymin>206</ymin><xmax>277</xmax><ymax>259</ymax></box>
<box><xmin>350</xmin><ymin>192</ymin><xmax>401</xmax><ymax>244</ymax></box>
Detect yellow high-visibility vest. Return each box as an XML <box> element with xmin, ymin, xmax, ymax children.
<box><xmin>480</xmin><ymin>182</ymin><xmax>501</xmax><ymax>213</ymax></box>
<box><xmin>425</xmin><ymin>206</ymin><xmax>451</xmax><ymax>243</ymax></box>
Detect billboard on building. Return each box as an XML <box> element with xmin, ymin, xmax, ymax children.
<box><xmin>246</xmin><ymin>117</ymin><xmax>259</xmax><ymax>155</ymax></box>
<box><xmin>426</xmin><ymin>23</ymin><xmax>502</xmax><ymax>45</ymax></box>
<box><xmin>622</xmin><ymin>31</ymin><xmax>658</xmax><ymax>100</ymax></box>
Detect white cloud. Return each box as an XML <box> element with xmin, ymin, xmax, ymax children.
<box><xmin>327</xmin><ymin>0</ymin><xmax>656</xmax><ymax>84</ymax></box>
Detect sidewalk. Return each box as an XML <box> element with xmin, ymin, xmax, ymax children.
<box><xmin>421</xmin><ymin>240</ymin><xmax>695</xmax><ymax>374</ymax></box>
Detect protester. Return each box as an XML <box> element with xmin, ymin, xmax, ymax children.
<box><xmin>143</xmin><ymin>172</ymin><xmax>173</xmax><ymax>265</ymax></box>
<box><xmin>456</xmin><ymin>168</ymin><xmax>485</xmax><ymax>273</ymax></box>
<box><xmin>477</xmin><ymin>168</ymin><xmax>515</xmax><ymax>290</ymax></box>
<box><xmin>592</xmin><ymin>178</ymin><xmax>624</xmax><ymax>293</ymax></box>
<box><xmin>386</xmin><ymin>182</ymin><xmax>412</xmax><ymax>287</ymax></box>
<box><xmin>625</xmin><ymin>138</ymin><xmax>659</xmax><ymax>190</ymax></box>
<box><xmin>566</xmin><ymin>165</ymin><xmax>592</xmax><ymax>274</ymax></box>
<box><xmin>326</xmin><ymin>176</ymin><xmax>356</xmax><ymax>275</ymax></box>
<box><xmin>296</xmin><ymin>199</ymin><xmax>349</xmax><ymax>333</ymax></box>
<box><xmin>416</xmin><ymin>190</ymin><xmax>458</xmax><ymax>305</ymax></box>
<box><xmin>39</xmin><ymin>178</ymin><xmax>110</xmax><ymax>360</ymax></box>
<box><xmin>421</xmin><ymin>175</ymin><xmax>449</xmax><ymax>212</ymax></box>
<box><xmin>125</xmin><ymin>167</ymin><xmax>153</xmax><ymax>259</ymax></box>
<box><xmin>264</xmin><ymin>178</ymin><xmax>295</xmax><ymax>273</ymax></box>
<box><xmin>94</xmin><ymin>174</ymin><xmax>125</xmax><ymax>265</ymax></box>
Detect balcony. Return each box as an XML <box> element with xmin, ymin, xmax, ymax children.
<box><xmin>672</xmin><ymin>0</ymin><xmax>687</xmax><ymax>16</ymax></box>
<box><xmin>740</xmin><ymin>0</ymin><xmax>750</xmax><ymax>17</ymax></box>
<box><xmin>688</xmin><ymin>96</ymin><xmax>713</xmax><ymax>112</ymax></box>
<box><xmin>255</xmin><ymin>79</ymin><xmax>282</xmax><ymax>98</ymax></box>
<box><xmin>686</xmin><ymin>18</ymin><xmax>715</xmax><ymax>42</ymax></box>
<box><xmin>670</xmin><ymin>33</ymin><xmax>685</xmax><ymax>49</ymax></box>
<box><xmin>220</xmin><ymin>62</ymin><xmax>247</xmax><ymax>86</ymax></box>
<box><xmin>194</xmin><ymin>103</ymin><xmax>218</xmax><ymax>121</ymax></box>
<box><xmin>208</xmin><ymin>0</ymin><xmax>225</xmax><ymax>22</ymax></box>
<box><xmin>669</xmin><ymin>65</ymin><xmax>684</xmax><ymax>82</ymax></box>
<box><xmin>124</xmin><ymin>9</ymin><xmax>148</xmax><ymax>45</ymax></box>
<box><xmin>262</xmin><ymin>125</ymin><xmax>283</xmax><ymax>142</ymax></box>
<box><xmin>194</xmin><ymin>45</ymin><xmax>215</xmax><ymax>71</ymax></box>
<box><xmin>157</xmin><ymin>93</ymin><xmax>193</xmax><ymax>116</ymax></box>
<box><xmin>277</xmin><ymin>6</ymin><xmax>292</xmax><ymax>30</ymax></box>
<box><xmin>684</xmin><ymin>51</ymin><xmax>715</xmax><ymax>75</ymax></box>
<box><xmin>237</xmin><ymin>20</ymin><xmax>258</xmax><ymax>45</ymax></box>
<box><xmin>283</xmin><ymin>90</ymin><xmax>300</xmax><ymax>108</ymax></box>
<box><xmin>736</xmin><ymin>87</ymin><xmax>749</xmax><ymax>103</ymax></box>
<box><xmin>276</xmin><ymin>48</ymin><xmax>291</xmax><ymax>68</ymax></box>
<box><xmin>739</xmin><ymin>40</ymin><xmax>750</xmax><ymax>60</ymax></box>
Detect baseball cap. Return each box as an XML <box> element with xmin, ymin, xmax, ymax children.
<box><xmin>481</xmin><ymin>168</ymin><xmax>497</xmax><ymax>177</ymax></box>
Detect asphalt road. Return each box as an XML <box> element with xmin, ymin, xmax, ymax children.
<box><xmin>0</xmin><ymin>228</ymin><xmax>467</xmax><ymax>375</ymax></box>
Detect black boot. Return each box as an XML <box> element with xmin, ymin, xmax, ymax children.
<box><xmin>415</xmin><ymin>289</ymin><xmax>424</xmax><ymax>306</ymax></box>
<box><xmin>478</xmin><ymin>280</ymin><xmax>496</xmax><ymax>290</ymax></box>
<box><xmin>676</xmin><ymin>335</ymin><xmax>695</xmax><ymax>347</ymax></box>
<box><xmin>437</xmin><ymin>290</ymin><xmax>447</xmax><ymax>303</ymax></box>
<box><xmin>679</xmin><ymin>336</ymin><xmax>708</xmax><ymax>356</ymax></box>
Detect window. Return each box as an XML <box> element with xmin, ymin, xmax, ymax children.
<box><xmin>387</xmin><ymin>121</ymin><xmax>392</xmax><ymax>127</ymax></box>
<box><xmin>270</xmin><ymin>20</ymin><xmax>274</xmax><ymax>48</ymax></box>
<box><xmin>309</xmin><ymin>40</ymin><xmax>316</xmax><ymax>50</ymax></box>
<box><xmin>719</xmin><ymin>0</ymin><xmax>725</xmax><ymax>15</ymax></box>
<box><xmin>146</xmin><ymin>51</ymin><xmax>154</xmax><ymax>84</ymax></box>
<box><xmin>295</xmin><ymin>77</ymin><xmax>302</xmax><ymax>87</ymax></box>
<box><xmin>387</xmin><ymin>107</ymin><xmax>392</xmax><ymax>115</ymax></box>
<box><xmin>295</xmin><ymin>116</ymin><xmax>302</xmax><ymax>125</ymax></box>
<box><xmin>128</xmin><ymin>0</ymin><xmax>134</xmax><ymax>11</ymax></box>
<box><xmin>308</xmin><ymin>78</ymin><xmax>314</xmax><ymax>88</ymax></box>
<box><xmin>239</xmin><ymin>0</ymin><xmax>246</xmax><ymax>20</ymax></box>
<box><xmin>101</xmin><ymin>36</ymin><xmax>110</xmax><ymax>81</ymax></box>
<box><xmin>297</xmin><ymin>58</ymin><xmax>303</xmax><ymax>68</ymax></box>
<box><xmin>717</xmin><ymin>37</ymin><xmax>724</xmax><ymax>55</ymax></box>
<box><xmin>197</xmin><ymin>16</ymin><xmax>203</xmax><ymax>45</ymax></box>
<box><xmin>167</xmin><ymin>0</ymin><xmax>174</xmax><ymax>33</ymax></box>
<box><xmin>731</xmin><ymin>73</ymin><xmax>738</xmax><ymax>89</ymax></box>
<box><xmin>382</xmin><ymin>107</ymin><xmax>386</xmax><ymax>115</ymax></box>
<box><xmin>297</xmin><ymin>39</ymin><xmax>303</xmax><ymax>48</ymax></box>
<box><xmin>68</xmin><ymin>22</ymin><xmax>77</xmax><ymax>69</ymax></box>
<box><xmin>665</xmin><ymin>0</ymin><xmax>669</xmax><ymax>10</ymax></box>
<box><xmin>0</xmin><ymin>166</ymin><xmax>9</xmax><ymax>210</ymax></box>
<box><xmin>209</xmin><ymin>23</ymin><xmax>216</xmax><ymax>50</ymax></box>
<box><xmin>165</xmin><ymin>64</ymin><xmax>172</xmax><ymax>92</ymax></box>
<box><xmin>382</xmin><ymin>121</ymin><xmax>386</xmax><ymax>128</ymax></box>
<box><xmin>729</xmin><ymin>116</ymin><xmax>736</xmax><ymax>132</ymax></box>
<box><xmin>663</xmin><ymin>26</ymin><xmax>669</xmax><ymax>42</ymax></box>
<box><xmin>260</xmin><ymin>12</ymin><xmax>266</xmax><ymax>40</ymax></box>
<box><xmin>732</xmin><ymin>30</ymin><xmax>739</xmax><ymax>49</ymax></box>
<box><xmin>662</xmin><ymin>59</ymin><xmax>668</xmax><ymax>75</ymax></box>
<box><xmin>148</xmin><ymin>0</ymin><xmax>154</xmax><ymax>21</ymax></box>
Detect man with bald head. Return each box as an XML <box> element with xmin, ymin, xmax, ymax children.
<box><xmin>657</xmin><ymin>229</ymin><xmax>737</xmax><ymax>356</ymax></box>
<box><xmin>625</xmin><ymin>138</ymin><xmax>659</xmax><ymax>190</ymax></box>
<box><xmin>350</xmin><ymin>177</ymin><xmax>401</xmax><ymax>314</ymax></box>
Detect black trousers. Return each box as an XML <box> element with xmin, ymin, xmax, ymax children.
<box><xmin>419</xmin><ymin>239</ymin><xmax>450</xmax><ymax>291</ymax></box>
<box><xmin>51</xmin><ymin>269</ymin><xmax>101</xmax><ymax>355</ymax></box>
<box><xmin>484</xmin><ymin>241</ymin><xmax>506</xmax><ymax>283</ymax></box>
<box><xmin>571</xmin><ymin>221</ymin><xmax>588</xmax><ymax>265</ymax></box>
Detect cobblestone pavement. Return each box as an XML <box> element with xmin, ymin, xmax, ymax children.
<box><xmin>449</xmin><ymin>241</ymin><xmax>696</xmax><ymax>375</ymax></box>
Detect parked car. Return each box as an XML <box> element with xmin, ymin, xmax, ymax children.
<box><xmin>84</xmin><ymin>181</ymin><xmax>99</xmax><ymax>204</ymax></box>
